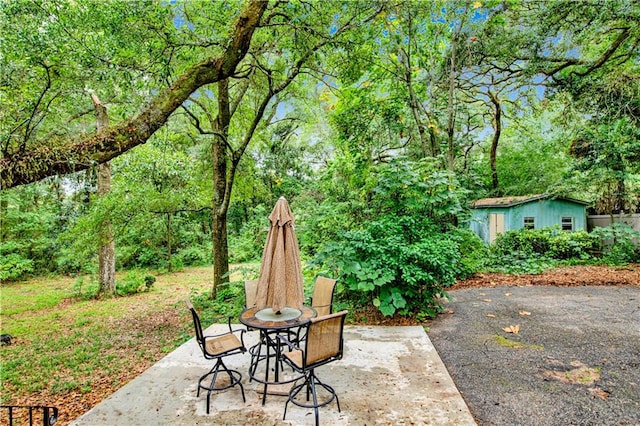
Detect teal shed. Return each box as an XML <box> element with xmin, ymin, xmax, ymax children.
<box><xmin>469</xmin><ymin>194</ymin><xmax>588</xmax><ymax>244</ymax></box>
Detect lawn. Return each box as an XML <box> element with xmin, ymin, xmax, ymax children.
<box><xmin>0</xmin><ymin>266</ymin><xmax>246</xmax><ymax>426</ymax></box>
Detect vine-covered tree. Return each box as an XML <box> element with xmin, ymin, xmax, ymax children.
<box><xmin>1</xmin><ymin>0</ymin><xmax>268</xmax><ymax>189</ymax></box>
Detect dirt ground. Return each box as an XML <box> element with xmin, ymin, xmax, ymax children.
<box><xmin>450</xmin><ymin>263</ymin><xmax>640</xmax><ymax>290</ymax></box>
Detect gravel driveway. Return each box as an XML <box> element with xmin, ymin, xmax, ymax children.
<box><xmin>426</xmin><ymin>285</ymin><xmax>640</xmax><ymax>426</ymax></box>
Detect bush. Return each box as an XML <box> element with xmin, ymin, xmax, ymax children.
<box><xmin>450</xmin><ymin>228</ymin><xmax>488</xmax><ymax>277</ymax></box>
<box><xmin>0</xmin><ymin>253</ymin><xmax>34</xmax><ymax>281</ymax></box>
<box><xmin>492</xmin><ymin>228</ymin><xmax>553</xmax><ymax>257</ymax></box>
<box><xmin>174</xmin><ymin>244</ymin><xmax>211</xmax><ymax>267</ymax></box>
<box><xmin>116</xmin><ymin>270</ymin><xmax>155</xmax><ymax>296</ymax></box>
<box><xmin>547</xmin><ymin>229</ymin><xmax>597</xmax><ymax>260</ymax></box>
<box><xmin>311</xmin><ymin>215</ymin><xmax>466</xmax><ymax>318</ymax></box>
<box><xmin>486</xmin><ymin>227</ymin><xmax>599</xmax><ymax>274</ymax></box>
<box><xmin>483</xmin><ymin>251</ymin><xmax>555</xmax><ymax>274</ymax></box>
<box><xmin>591</xmin><ymin>223</ymin><xmax>640</xmax><ymax>265</ymax></box>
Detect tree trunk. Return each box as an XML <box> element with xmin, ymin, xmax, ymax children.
<box><xmin>93</xmin><ymin>94</ymin><xmax>116</xmax><ymax>297</ymax></box>
<box><xmin>166</xmin><ymin>213</ymin><xmax>172</xmax><ymax>272</ymax></box>
<box><xmin>446</xmin><ymin>34</ymin><xmax>458</xmax><ymax>172</ymax></box>
<box><xmin>211</xmin><ymin>79</ymin><xmax>231</xmax><ymax>299</ymax></box>
<box><xmin>488</xmin><ymin>90</ymin><xmax>502</xmax><ymax>194</ymax></box>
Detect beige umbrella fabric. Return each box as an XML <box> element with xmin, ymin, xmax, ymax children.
<box><xmin>255</xmin><ymin>197</ymin><xmax>304</xmax><ymax>313</ymax></box>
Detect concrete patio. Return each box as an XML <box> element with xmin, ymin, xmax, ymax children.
<box><xmin>71</xmin><ymin>324</ymin><xmax>475</xmax><ymax>425</ymax></box>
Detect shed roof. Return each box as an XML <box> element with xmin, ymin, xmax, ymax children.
<box><xmin>470</xmin><ymin>194</ymin><xmax>588</xmax><ymax>208</ymax></box>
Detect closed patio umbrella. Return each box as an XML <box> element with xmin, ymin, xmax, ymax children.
<box><xmin>255</xmin><ymin>197</ymin><xmax>304</xmax><ymax>314</ymax></box>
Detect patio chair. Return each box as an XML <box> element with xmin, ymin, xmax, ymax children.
<box><xmin>310</xmin><ymin>276</ymin><xmax>337</xmax><ymax>317</ymax></box>
<box><xmin>244</xmin><ymin>279</ymin><xmax>259</xmax><ymax>309</ymax></box>
<box><xmin>185</xmin><ymin>299</ymin><xmax>247</xmax><ymax>413</ymax></box>
<box><xmin>293</xmin><ymin>276</ymin><xmax>338</xmax><ymax>344</ymax></box>
<box><xmin>279</xmin><ymin>310</ymin><xmax>348</xmax><ymax>426</ymax></box>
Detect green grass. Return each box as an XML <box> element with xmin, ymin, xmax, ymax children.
<box><xmin>0</xmin><ymin>265</ymin><xmax>253</xmax><ymax>420</ymax></box>
<box><xmin>493</xmin><ymin>335</ymin><xmax>544</xmax><ymax>350</ymax></box>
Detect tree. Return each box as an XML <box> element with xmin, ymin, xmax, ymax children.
<box><xmin>91</xmin><ymin>94</ymin><xmax>115</xmax><ymax>296</ymax></box>
<box><xmin>1</xmin><ymin>0</ymin><xmax>268</xmax><ymax>189</ymax></box>
<box><xmin>179</xmin><ymin>1</ymin><xmax>383</xmax><ymax>296</ymax></box>
<box><xmin>479</xmin><ymin>0</ymin><xmax>640</xmax><ymax>204</ymax></box>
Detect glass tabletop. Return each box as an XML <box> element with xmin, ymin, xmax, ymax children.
<box><xmin>240</xmin><ymin>305</ymin><xmax>316</xmax><ymax>330</ymax></box>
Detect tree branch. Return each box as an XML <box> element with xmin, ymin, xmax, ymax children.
<box><xmin>1</xmin><ymin>0</ymin><xmax>268</xmax><ymax>189</ymax></box>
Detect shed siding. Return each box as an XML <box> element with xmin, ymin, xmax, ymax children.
<box><xmin>470</xmin><ymin>198</ymin><xmax>587</xmax><ymax>244</ymax></box>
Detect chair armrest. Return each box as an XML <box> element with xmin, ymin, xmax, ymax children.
<box><xmin>277</xmin><ymin>334</ymin><xmax>300</xmax><ymax>352</ymax></box>
<box><xmin>226</xmin><ymin>315</ymin><xmax>246</xmax><ymax>347</ymax></box>
<box><xmin>202</xmin><ymin>316</ymin><xmax>245</xmax><ymax>345</ymax></box>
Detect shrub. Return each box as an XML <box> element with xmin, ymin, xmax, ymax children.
<box><xmin>486</xmin><ymin>227</ymin><xmax>599</xmax><ymax>274</ymax></box>
<box><xmin>492</xmin><ymin>228</ymin><xmax>553</xmax><ymax>257</ymax></box>
<box><xmin>116</xmin><ymin>270</ymin><xmax>155</xmax><ymax>296</ymax></box>
<box><xmin>0</xmin><ymin>253</ymin><xmax>34</xmax><ymax>281</ymax></box>
<box><xmin>311</xmin><ymin>215</ymin><xmax>465</xmax><ymax>318</ymax></box>
<box><xmin>548</xmin><ymin>229</ymin><xmax>597</xmax><ymax>260</ymax></box>
<box><xmin>174</xmin><ymin>244</ymin><xmax>211</xmax><ymax>267</ymax></box>
<box><xmin>483</xmin><ymin>251</ymin><xmax>555</xmax><ymax>274</ymax></box>
<box><xmin>450</xmin><ymin>228</ymin><xmax>488</xmax><ymax>277</ymax></box>
<box><xmin>591</xmin><ymin>223</ymin><xmax>640</xmax><ymax>265</ymax></box>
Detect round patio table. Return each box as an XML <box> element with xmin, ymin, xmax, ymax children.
<box><xmin>239</xmin><ymin>305</ymin><xmax>316</xmax><ymax>405</ymax></box>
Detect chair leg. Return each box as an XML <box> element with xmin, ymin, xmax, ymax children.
<box><xmin>285</xmin><ymin>369</ymin><xmax>339</xmax><ymax>425</ymax></box>
<box><xmin>225</xmin><ymin>364</ymin><xmax>246</xmax><ymax>402</ymax></box>
<box><xmin>197</xmin><ymin>358</ymin><xmax>245</xmax><ymax>414</ymax></box>
<box><xmin>310</xmin><ymin>374</ymin><xmax>320</xmax><ymax>426</ymax></box>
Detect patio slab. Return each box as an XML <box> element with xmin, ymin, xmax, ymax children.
<box><xmin>71</xmin><ymin>325</ymin><xmax>475</xmax><ymax>425</ymax></box>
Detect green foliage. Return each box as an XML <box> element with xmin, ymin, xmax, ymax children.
<box><xmin>590</xmin><ymin>223</ymin><xmax>640</xmax><ymax>265</ymax></box>
<box><xmin>72</xmin><ymin>275</ymin><xmax>99</xmax><ymax>300</ymax></box>
<box><xmin>188</xmin><ymin>281</ymin><xmax>245</xmax><ymax>325</ymax></box>
<box><xmin>0</xmin><ymin>252</ymin><xmax>34</xmax><ymax>281</ymax></box>
<box><xmin>116</xmin><ymin>270</ymin><xmax>156</xmax><ymax>296</ymax></box>
<box><xmin>0</xmin><ymin>184</ymin><xmax>65</xmax><ymax>279</ymax></box>
<box><xmin>306</xmin><ymin>158</ymin><xmax>470</xmax><ymax>317</ymax></box>
<box><xmin>312</xmin><ymin>215</ymin><xmax>465</xmax><ymax>318</ymax></box>
<box><xmin>228</xmin><ymin>204</ymin><xmax>269</xmax><ymax>263</ymax></box>
<box><xmin>174</xmin><ymin>244</ymin><xmax>212</xmax><ymax>268</ymax></box>
<box><xmin>492</xmin><ymin>228</ymin><xmax>553</xmax><ymax>257</ymax></box>
<box><xmin>547</xmin><ymin>230</ymin><xmax>597</xmax><ymax>260</ymax></box>
<box><xmin>450</xmin><ymin>228</ymin><xmax>489</xmax><ymax>277</ymax></box>
<box><xmin>484</xmin><ymin>227</ymin><xmax>600</xmax><ymax>273</ymax></box>
<box><xmin>483</xmin><ymin>251</ymin><xmax>556</xmax><ymax>275</ymax></box>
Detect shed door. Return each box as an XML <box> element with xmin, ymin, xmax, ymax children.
<box><xmin>489</xmin><ymin>213</ymin><xmax>504</xmax><ymax>244</ymax></box>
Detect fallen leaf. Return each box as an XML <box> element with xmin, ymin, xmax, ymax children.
<box><xmin>519</xmin><ymin>310</ymin><xmax>531</xmax><ymax>316</ymax></box>
<box><xmin>486</xmin><ymin>313</ymin><xmax>496</xmax><ymax>318</ymax></box>
<box><xmin>503</xmin><ymin>324</ymin><xmax>520</xmax><ymax>334</ymax></box>
<box><xmin>543</xmin><ymin>364</ymin><xmax>600</xmax><ymax>385</ymax></box>
<box><xmin>588</xmin><ymin>387</ymin><xmax>610</xmax><ymax>400</ymax></box>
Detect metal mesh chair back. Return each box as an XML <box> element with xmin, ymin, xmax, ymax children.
<box><xmin>183</xmin><ymin>299</ymin><xmax>247</xmax><ymax>412</ymax></box>
<box><xmin>311</xmin><ymin>276</ymin><xmax>337</xmax><ymax>317</ymax></box>
<box><xmin>304</xmin><ymin>310</ymin><xmax>347</xmax><ymax>367</ymax></box>
<box><xmin>186</xmin><ymin>299</ymin><xmax>206</xmax><ymax>353</ymax></box>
